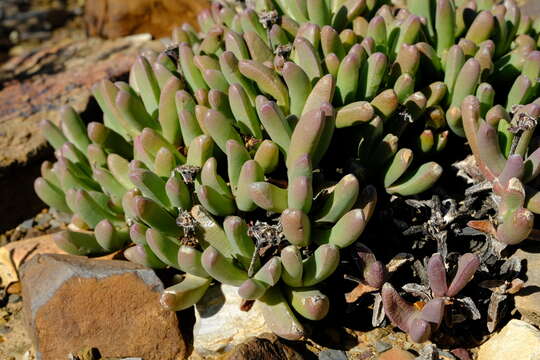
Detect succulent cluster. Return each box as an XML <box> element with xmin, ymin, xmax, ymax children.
<box><xmin>463</xmin><ymin>98</ymin><xmax>540</xmax><ymax>245</ymax></box>
<box><xmin>33</xmin><ymin>0</ymin><xmax>540</xmax><ymax>345</ymax></box>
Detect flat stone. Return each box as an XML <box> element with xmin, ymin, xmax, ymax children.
<box><xmin>477</xmin><ymin>319</ymin><xmax>540</xmax><ymax>360</ymax></box>
<box><xmin>514</xmin><ymin>242</ymin><xmax>540</xmax><ymax>327</ymax></box>
<box><xmin>374</xmin><ymin>341</ymin><xmax>392</xmax><ymax>353</ymax></box>
<box><xmin>223</xmin><ymin>333</ymin><xmax>303</xmax><ymax>360</ymax></box>
<box><xmin>84</xmin><ymin>0</ymin><xmax>209</xmax><ymax>39</ymax></box>
<box><xmin>0</xmin><ymin>34</ymin><xmax>155</xmax><ymax>232</ymax></box>
<box><xmin>21</xmin><ymin>253</ymin><xmax>186</xmax><ymax>360</ymax></box>
<box><xmin>192</xmin><ymin>284</ymin><xmax>274</xmax><ymax>358</ymax></box>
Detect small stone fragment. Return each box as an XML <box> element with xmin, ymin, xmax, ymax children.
<box><xmin>450</xmin><ymin>348</ymin><xmax>471</xmax><ymax>360</ymax></box>
<box><xmin>319</xmin><ymin>349</ymin><xmax>348</xmax><ymax>360</ymax></box>
<box><xmin>374</xmin><ymin>341</ymin><xmax>392</xmax><ymax>353</ymax></box>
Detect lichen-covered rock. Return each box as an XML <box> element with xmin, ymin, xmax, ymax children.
<box><xmin>20</xmin><ymin>254</ymin><xmax>186</xmax><ymax>360</ymax></box>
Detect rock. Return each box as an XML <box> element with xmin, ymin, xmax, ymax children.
<box><xmin>477</xmin><ymin>319</ymin><xmax>540</xmax><ymax>360</ymax></box>
<box><xmin>374</xmin><ymin>341</ymin><xmax>392</xmax><ymax>353</ymax></box>
<box><xmin>223</xmin><ymin>333</ymin><xmax>303</xmax><ymax>360</ymax></box>
<box><xmin>84</xmin><ymin>0</ymin><xmax>209</xmax><ymax>39</ymax></box>
<box><xmin>192</xmin><ymin>284</ymin><xmax>275</xmax><ymax>358</ymax></box>
<box><xmin>0</xmin><ymin>34</ymin><xmax>155</xmax><ymax>232</ymax></box>
<box><xmin>319</xmin><ymin>349</ymin><xmax>348</xmax><ymax>360</ymax></box>
<box><xmin>8</xmin><ymin>294</ymin><xmax>21</xmax><ymax>304</ymax></box>
<box><xmin>377</xmin><ymin>348</ymin><xmax>416</xmax><ymax>360</ymax></box>
<box><xmin>20</xmin><ymin>253</ymin><xmax>186</xmax><ymax>360</ymax></box>
<box><xmin>514</xmin><ymin>242</ymin><xmax>540</xmax><ymax>327</ymax></box>
<box><xmin>0</xmin><ymin>234</ymin><xmax>65</xmax><ymax>291</ymax></box>
<box><xmin>451</xmin><ymin>348</ymin><xmax>472</xmax><ymax>360</ymax></box>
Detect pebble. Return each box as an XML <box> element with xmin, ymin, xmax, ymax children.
<box><xmin>374</xmin><ymin>341</ymin><xmax>392</xmax><ymax>353</ymax></box>
<box><xmin>18</xmin><ymin>219</ymin><xmax>34</xmax><ymax>230</ymax></box>
<box><xmin>48</xmin><ymin>220</ymin><xmax>64</xmax><ymax>228</ymax></box>
<box><xmin>8</xmin><ymin>294</ymin><xmax>21</xmax><ymax>303</ymax></box>
<box><xmin>319</xmin><ymin>349</ymin><xmax>348</xmax><ymax>360</ymax></box>
<box><xmin>35</xmin><ymin>213</ymin><xmax>52</xmax><ymax>226</ymax></box>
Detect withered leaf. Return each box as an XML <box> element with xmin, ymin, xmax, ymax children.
<box><xmin>345</xmin><ymin>282</ymin><xmax>378</xmax><ymax>303</ymax></box>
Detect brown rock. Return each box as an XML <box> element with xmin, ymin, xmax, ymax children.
<box><xmin>21</xmin><ymin>253</ymin><xmax>186</xmax><ymax>360</ymax></box>
<box><xmin>514</xmin><ymin>242</ymin><xmax>540</xmax><ymax>327</ymax></box>
<box><xmin>377</xmin><ymin>348</ymin><xmax>416</xmax><ymax>360</ymax></box>
<box><xmin>0</xmin><ymin>34</ymin><xmax>155</xmax><ymax>232</ymax></box>
<box><xmin>224</xmin><ymin>333</ymin><xmax>303</xmax><ymax>360</ymax></box>
<box><xmin>84</xmin><ymin>0</ymin><xmax>209</xmax><ymax>39</ymax></box>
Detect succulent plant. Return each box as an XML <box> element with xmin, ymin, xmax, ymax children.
<box><xmin>462</xmin><ymin>97</ymin><xmax>539</xmax><ymax>245</ymax></box>
<box><xmin>352</xmin><ymin>243</ymin><xmax>387</xmax><ymax>289</ymax></box>
<box><xmin>406</xmin><ymin>0</ymin><xmax>540</xmax><ymax>134</ymax></box>
<box><xmin>381</xmin><ymin>252</ymin><xmax>480</xmax><ymax>343</ymax></box>
<box><xmin>32</xmin><ymin>0</ymin><xmax>540</xmax><ymax>345</ymax></box>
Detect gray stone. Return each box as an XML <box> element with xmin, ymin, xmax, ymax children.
<box><xmin>375</xmin><ymin>341</ymin><xmax>392</xmax><ymax>353</ymax></box>
<box><xmin>319</xmin><ymin>349</ymin><xmax>348</xmax><ymax>360</ymax></box>
<box><xmin>19</xmin><ymin>219</ymin><xmax>34</xmax><ymax>230</ymax></box>
<box><xmin>8</xmin><ymin>294</ymin><xmax>21</xmax><ymax>303</ymax></box>
<box><xmin>35</xmin><ymin>213</ymin><xmax>52</xmax><ymax>226</ymax></box>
